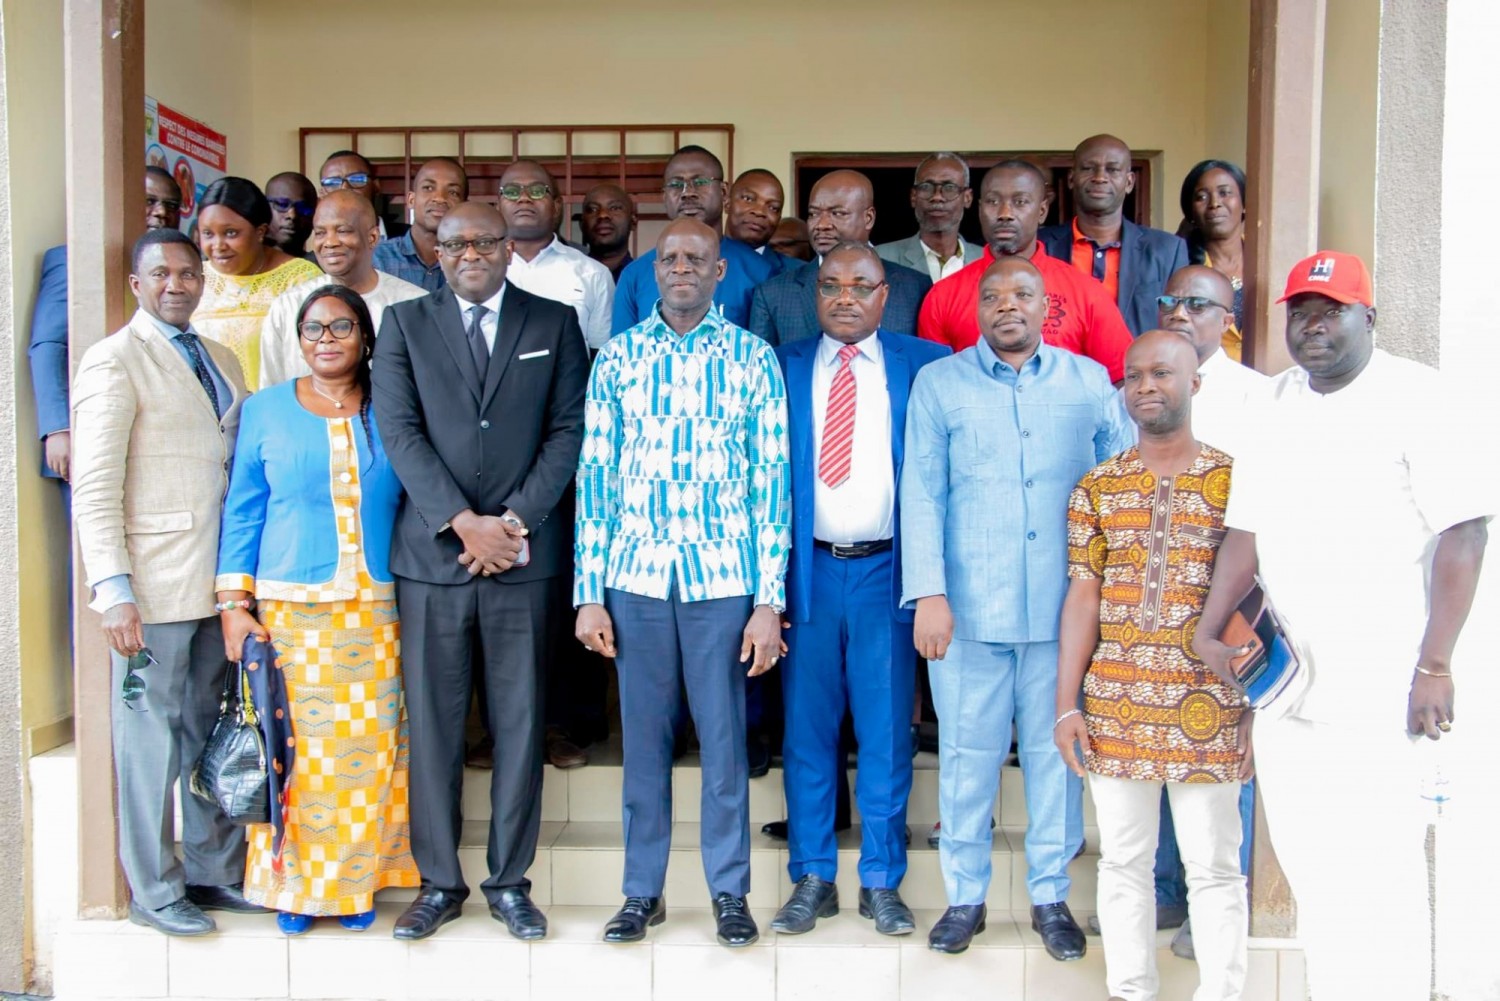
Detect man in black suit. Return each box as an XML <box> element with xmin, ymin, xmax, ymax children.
<box><xmin>749</xmin><ymin>170</ymin><xmax>932</xmax><ymax>346</ymax></box>
<box><xmin>372</xmin><ymin>201</ymin><xmax>589</xmax><ymax>942</ymax></box>
<box><xmin>1038</xmin><ymin>134</ymin><xmax>1188</xmax><ymax>336</ymax></box>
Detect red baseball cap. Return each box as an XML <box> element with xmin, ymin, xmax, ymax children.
<box><xmin>1277</xmin><ymin>251</ymin><xmax>1374</xmax><ymax>306</ymax></box>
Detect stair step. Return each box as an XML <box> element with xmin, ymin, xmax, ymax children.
<box><xmin>51</xmin><ymin>903</ymin><xmax>1303</xmax><ymax>1001</ymax></box>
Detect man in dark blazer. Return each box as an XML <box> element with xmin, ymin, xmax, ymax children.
<box><xmin>372</xmin><ymin>201</ymin><xmax>589</xmax><ymax>943</ymax></box>
<box><xmin>750</xmin><ymin>170</ymin><xmax>931</xmax><ymax>346</ymax></box>
<box><xmin>1039</xmin><ymin>134</ymin><xmax>1188</xmax><ymax>336</ymax></box>
<box><xmin>768</xmin><ymin>243</ymin><xmax>949</xmax><ymax>939</ymax></box>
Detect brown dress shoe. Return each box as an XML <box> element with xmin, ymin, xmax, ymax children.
<box><xmin>546</xmin><ymin>728</ymin><xmax>588</xmax><ymax>769</ymax></box>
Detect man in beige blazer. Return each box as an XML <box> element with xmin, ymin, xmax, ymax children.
<box><xmin>72</xmin><ymin>228</ymin><xmax>263</xmax><ymax>936</ymax></box>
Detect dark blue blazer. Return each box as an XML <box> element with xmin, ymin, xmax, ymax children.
<box><xmin>775</xmin><ymin>330</ymin><xmax>951</xmax><ymax>624</ymax></box>
<box><xmin>29</xmin><ymin>245</ymin><xmax>70</xmax><ymax>477</ymax></box>
<box><xmin>750</xmin><ymin>258</ymin><xmax>932</xmax><ymax>347</ymax></box>
<box><xmin>1039</xmin><ymin>219</ymin><xmax>1189</xmax><ymax>337</ymax></box>
<box><xmin>762</xmin><ymin>249</ymin><xmax>798</xmax><ymax>277</ymax></box>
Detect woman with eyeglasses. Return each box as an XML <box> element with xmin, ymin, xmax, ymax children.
<box><xmin>1180</xmin><ymin>160</ymin><xmax>1249</xmax><ymax>360</ymax></box>
<box><xmin>193</xmin><ymin>176</ymin><xmax>323</xmax><ymax>390</ymax></box>
<box><xmin>215</xmin><ymin>285</ymin><xmax>418</xmax><ymax>935</ymax></box>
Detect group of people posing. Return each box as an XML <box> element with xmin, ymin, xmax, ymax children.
<box><xmin>51</xmin><ymin>136</ymin><xmax>1486</xmax><ymax>1001</ymax></box>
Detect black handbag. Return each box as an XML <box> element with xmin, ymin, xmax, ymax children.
<box><xmin>189</xmin><ymin>659</ymin><xmax>269</xmax><ymax>825</ymax></box>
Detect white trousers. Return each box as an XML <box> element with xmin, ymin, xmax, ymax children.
<box><xmin>1255</xmin><ymin>714</ymin><xmax>1431</xmax><ymax>1001</ymax></box>
<box><xmin>1091</xmin><ymin>773</ymin><xmax>1247</xmax><ymax>1001</ymax></box>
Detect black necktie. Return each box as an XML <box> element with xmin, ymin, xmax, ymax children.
<box><xmin>466</xmin><ymin>303</ymin><xmax>490</xmax><ymax>384</ymax></box>
<box><xmin>177</xmin><ymin>332</ymin><xmax>222</xmax><ymax>418</ymax></box>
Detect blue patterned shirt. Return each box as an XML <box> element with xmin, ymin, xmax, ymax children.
<box><xmin>371</xmin><ymin>232</ymin><xmax>446</xmax><ymax>293</ymax></box>
<box><xmin>575</xmin><ymin>306</ymin><xmax>791</xmax><ymax>610</ymax></box>
<box><xmin>900</xmin><ymin>340</ymin><xmax>1134</xmax><ymax>643</ymax></box>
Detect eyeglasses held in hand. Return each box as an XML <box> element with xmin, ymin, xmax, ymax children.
<box><xmin>913</xmin><ymin>181</ymin><xmax>966</xmax><ymax>198</ymax></box>
<box><xmin>146</xmin><ymin>195</ymin><xmax>183</xmax><ymax>213</ymax></box>
<box><xmin>1157</xmin><ymin>294</ymin><xmax>1232</xmax><ymax>315</ymax></box>
<box><xmin>298</xmin><ymin>318</ymin><xmax>360</xmax><ymax>341</ymax></box>
<box><xmin>438</xmin><ymin>237</ymin><xmax>503</xmax><ymax>257</ymax></box>
<box><xmin>121</xmin><ymin>649</ymin><xmax>158</xmax><ymax>711</ymax></box>
<box><xmin>320</xmin><ymin>172</ymin><xmax>371</xmax><ymax>191</ymax></box>
<box><xmin>269</xmin><ymin>196</ymin><xmax>315</xmax><ymax>216</ymax></box>
<box><xmin>499</xmin><ymin>182</ymin><xmax>553</xmax><ymax>201</ymax></box>
<box><xmin>664</xmin><ymin>176</ymin><xmax>721</xmax><ymax>192</ymax></box>
<box><xmin>816</xmin><ymin>281</ymin><xmax>887</xmax><ymax>301</ymax></box>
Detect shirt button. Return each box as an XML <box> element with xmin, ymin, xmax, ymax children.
<box><xmin>481</xmin><ymin>420</ymin><xmax>491</xmax><ymax>429</ymax></box>
<box><xmin>1155</xmin><ymin>531</ymin><xmax>1164</xmax><ymax>538</ymax></box>
<box><xmin>1025</xmin><ymin>479</ymin><xmax>1034</xmax><ymax>488</ymax></box>
<box><xmin>1022</xmin><ymin>430</ymin><xmax>1031</xmax><ymax>438</ymax></box>
<box><xmin>339</xmin><ymin>473</ymin><xmax>352</xmax><ymax>484</ymax></box>
<box><xmin>1149</xmin><ymin>581</ymin><xmax>1158</xmax><ymax>589</ymax></box>
<box><xmin>1027</xmin><ymin>531</ymin><xmax>1037</xmax><ymax>541</ymax></box>
<box><xmin>1016</xmin><ymin>385</ymin><xmax>1024</xmax><ymax>393</ymax></box>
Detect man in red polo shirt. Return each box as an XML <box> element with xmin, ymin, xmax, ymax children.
<box><xmin>918</xmin><ymin>160</ymin><xmax>1132</xmax><ymax>382</ymax></box>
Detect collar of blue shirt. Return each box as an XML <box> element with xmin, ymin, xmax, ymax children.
<box><xmin>975</xmin><ymin>336</ymin><xmax>1049</xmax><ymax>380</ymax></box>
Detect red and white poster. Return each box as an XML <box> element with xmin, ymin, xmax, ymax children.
<box><xmin>144</xmin><ymin>96</ymin><xmax>228</xmax><ymax>235</ymax></box>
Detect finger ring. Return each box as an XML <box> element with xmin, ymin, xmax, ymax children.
<box><xmin>1438</xmin><ymin>720</ymin><xmax>1453</xmax><ymax>732</ymax></box>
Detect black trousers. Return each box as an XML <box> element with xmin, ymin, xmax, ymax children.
<box><xmin>398</xmin><ymin>575</ymin><xmax>552</xmax><ymax>905</ymax></box>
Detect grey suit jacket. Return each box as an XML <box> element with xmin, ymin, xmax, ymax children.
<box><xmin>876</xmin><ymin>234</ymin><xmax>985</xmax><ymax>283</ymax></box>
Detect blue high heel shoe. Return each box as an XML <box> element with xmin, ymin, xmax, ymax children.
<box><xmin>338</xmin><ymin>909</ymin><xmax>377</xmax><ymax>932</ymax></box>
<box><xmin>277</xmin><ymin>911</ymin><xmax>314</xmax><ymax>936</ymax></box>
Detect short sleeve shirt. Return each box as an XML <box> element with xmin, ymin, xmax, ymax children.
<box><xmin>1068</xmin><ymin>445</ymin><xmax>1245</xmax><ymax>782</ymax></box>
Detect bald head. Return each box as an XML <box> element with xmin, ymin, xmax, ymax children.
<box><xmin>807</xmin><ymin>169</ymin><xmax>877</xmax><ymax>256</ymax></box>
<box><xmin>1123</xmin><ymin>329</ymin><xmax>1201</xmax><ymax>436</ymax></box>
<box><xmin>977</xmin><ymin>256</ymin><xmax>1047</xmax><ymax>359</ymax></box>
<box><xmin>655</xmin><ymin>218</ymin><xmax>725</xmax><ymax>325</ymax></box>
<box><xmin>1159</xmin><ymin>265</ymin><xmax>1237</xmax><ymax>364</ymax></box>
<box><xmin>310</xmin><ymin>190</ymin><xmax>379</xmax><ymax>282</ymax></box>
<box><xmin>439</xmin><ymin>200</ymin><xmax>505</xmax><ymax>241</ymax></box>
<box><xmin>315</xmin><ymin>188</ymin><xmax>377</xmax><ymax>231</ymax></box>
<box><xmin>1070</xmin><ymin>133</ymin><xmax>1135</xmax><ymax>217</ymax></box>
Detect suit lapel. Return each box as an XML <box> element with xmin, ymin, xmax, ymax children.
<box><xmin>480</xmin><ymin>284</ymin><xmax>528</xmax><ymax>412</ymax></box>
<box><xmin>130</xmin><ymin>315</ymin><xmax>219</xmax><ymax>422</ymax></box>
<box><xmin>433</xmin><ymin>289</ymin><xmax>483</xmax><ymax>404</ymax></box>
<box><xmin>1117</xmin><ymin>219</ymin><xmax>1140</xmax><ymax>313</ymax></box>
<box><xmin>787</xmin><ymin>338</ymin><xmax>816</xmax><ymax>478</ymax></box>
<box><xmin>880</xmin><ymin>330</ymin><xmax>911</xmax><ymax>471</ymax></box>
<box><xmin>794</xmin><ymin>263</ymin><xmax>820</xmax><ymax>339</ymax></box>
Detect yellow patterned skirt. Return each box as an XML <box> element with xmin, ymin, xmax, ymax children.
<box><xmin>242</xmin><ymin>591</ymin><xmax>420</xmax><ymax>915</ymax></box>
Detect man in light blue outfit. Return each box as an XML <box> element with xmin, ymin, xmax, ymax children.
<box><xmin>900</xmin><ymin>256</ymin><xmax>1132</xmax><ymax>958</ymax></box>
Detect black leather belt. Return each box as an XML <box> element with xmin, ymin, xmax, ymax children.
<box><xmin>814</xmin><ymin>539</ymin><xmax>893</xmax><ymax>559</ymax></box>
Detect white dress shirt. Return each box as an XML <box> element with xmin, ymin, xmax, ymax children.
<box><xmin>504</xmin><ymin>235</ymin><xmax>614</xmax><ymax>350</ymax></box>
<box><xmin>1224</xmin><ymin>349</ymin><xmax>1494</xmax><ymax>724</ymax></box>
<box><xmin>1190</xmin><ymin>347</ymin><xmax>1272</xmax><ymax>459</ymax></box>
<box><xmin>920</xmin><ymin>238</ymin><xmax>970</xmax><ymax>283</ymax></box>
<box><xmin>454</xmin><ymin>283</ymin><xmax>506</xmax><ymax>352</ymax></box>
<box><xmin>258</xmin><ymin>270</ymin><xmax>427</xmax><ymax>387</ymax></box>
<box><xmin>811</xmin><ymin>333</ymin><xmax>894</xmax><ymax>543</ymax></box>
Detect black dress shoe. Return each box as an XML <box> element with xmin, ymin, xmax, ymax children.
<box><xmin>761</xmin><ymin>820</ymin><xmax>788</xmax><ymax>840</ymax></box>
<box><xmin>603</xmin><ymin>896</ymin><xmax>665</xmax><ymax>943</ymax></box>
<box><xmin>769</xmin><ymin>875</ymin><xmax>838</xmax><ymax>934</ymax></box>
<box><xmin>928</xmin><ymin>904</ymin><xmax>986</xmax><ymax>953</ymax></box>
<box><xmin>1031</xmin><ymin>901</ymin><xmax>1086</xmax><ymax>961</ymax></box>
<box><xmin>185</xmin><ymin>882</ymin><xmax>270</xmax><ymax>914</ymax></box>
<box><xmin>712</xmin><ymin>892</ymin><xmax>759</xmax><ymax>947</ymax></box>
<box><xmin>858</xmin><ymin>887</ymin><xmax>915</xmax><ymax>936</ymax></box>
<box><xmin>489</xmin><ymin>886</ymin><xmax>547</xmax><ymax>940</ymax></box>
<box><xmin>128</xmin><ymin>898</ymin><xmax>215</xmax><ymax>937</ymax></box>
<box><xmin>393</xmin><ymin>888</ymin><xmax>463</xmax><ymax>940</ymax></box>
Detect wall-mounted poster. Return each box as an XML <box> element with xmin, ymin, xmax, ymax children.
<box><xmin>144</xmin><ymin>96</ymin><xmax>227</xmax><ymax>237</ymax></box>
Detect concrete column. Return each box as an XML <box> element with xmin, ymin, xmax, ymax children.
<box><xmin>64</xmin><ymin>0</ymin><xmax>144</xmax><ymax>918</ymax></box>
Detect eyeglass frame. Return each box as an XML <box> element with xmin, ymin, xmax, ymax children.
<box><xmin>121</xmin><ymin>648</ymin><xmax>158</xmax><ymax>711</ymax></box>
<box><xmin>499</xmin><ymin>182</ymin><xmax>554</xmax><ymax>201</ymax></box>
<box><xmin>320</xmin><ymin>172</ymin><xmax>372</xmax><ymax>191</ymax></box>
<box><xmin>298</xmin><ymin>318</ymin><xmax>362</xmax><ymax>342</ymax></box>
<box><xmin>663</xmin><ymin>176</ymin><xmax>722</xmax><ymax>192</ymax></box>
<box><xmin>912</xmin><ymin>180</ymin><xmax>968</xmax><ymax>199</ymax></box>
<box><xmin>1157</xmin><ymin>294</ymin><xmax>1233</xmax><ymax>316</ymax></box>
<box><xmin>268</xmin><ymin>196</ymin><xmax>315</xmax><ymax>216</ymax></box>
<box><xmin>815</xmin><ymin>281</ymin><xmax>888</xmax><ymax>301</ymax></box>
<box><xmin>437</xmin><ymin>236</ymin><xmax>505</xmax><ymax>258</ymax></box>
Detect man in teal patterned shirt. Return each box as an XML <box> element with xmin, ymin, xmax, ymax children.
<box><xmin>574</xmin><ymin>218</ymin><xmax>791</xmax><ymax>949</ymax></box>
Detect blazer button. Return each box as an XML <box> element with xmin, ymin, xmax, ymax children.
<box><xmin>480</xmin><ymin>420</ymin><xmax>491</xmax><ymax>429</ymax></box>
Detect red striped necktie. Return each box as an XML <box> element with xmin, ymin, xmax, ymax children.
<box><xmin>818</xmin><ymin>343</ymin><xmax>860</xmax><ymax>487</ymax></box>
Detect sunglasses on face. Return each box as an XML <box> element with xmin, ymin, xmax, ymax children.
<box><xmin>913</xmin><ymin>181</ymin><xmax>966</xmax><ymax>198</ymax></box>
<box><xmin>816</xmin><ymin>281</ymin><xmax>886</xmax><ymax>301</ymax></box>
<box><xmin>437</xmin><ymin>236</ymin><xmax>503</xmax><ymax>257</ymax></box>
<box><xmin>146</xmin><ymin>195</ymin><xmax>182</xmax><ymax>213</ymax></box>
<box><xmin>269</xmin><ymin>196</ymin><xmax>315</xmax><ymax>216</ymax></box>
<box><xmin>299</xmin><ymin>318</ymin><xmax>360</xmax><ymax>341</ymax></box>
<box><xmin>320</xmin><ymin>173</ymin><xmax>371</xmax><ymax>191</ymax></box>
<box><xmin>1157</xmin><ymin>294</ymin><xmax>1231</xmax><ymax>315</ymax></box>
<box><xmin>664</xmin><ymin>176</ymin><xmax>721</xmax><ymax>192</ymax></box>
<box><xmin>121</xmin><ymin>649</ymin><xmax>158</xmax><ymax>711</ymax></box>
<box><xmin>499</xmin><ymin>182</ymin><xmax>553</xmax><ymax>201</ymax></box>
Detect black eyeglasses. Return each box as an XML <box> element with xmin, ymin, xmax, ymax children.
<box><xmin>913</xmin><ymin>181</ymin><xmax>967</xmax><ymax>198</ymax></box>
<box><xmin>320</xmin><ymin>172</ymin><xmax>371</xmax><ymax>191</ymax></box>
<box><xmin>299</xmin><ymin>318</ymin><xmax>360</xmax><ymax>341</ymax></box>
<box><xmin>816</xmin><ymin>281</ymin><xmax>887</xmax><ymax>301</ymax></box>
<box><xmin>664</xmin><ymin>176</ymin><xmax>721</xmax><ymax>192</ymax></box>
<box><xmin>121</xmin><ymin>649</ymin><xmax>158</xmax><ymax>711</ymax></box>
<box><xmin>269</xmin><ymin>196</ymin><xmax>315</xmax><ymax>216</ymax></box>
<box><xmin>437</xmin><ymin>237</ymin><xmax>504</xmax><ymax>257</ymax></box>
<box><xmin>499</xmin><ymin>182</ymin><xmax>553</xmax><ymax>201</ymax></box>
<box><xmin>1157</xmin><ymin>294</ymin><xmax>1232</xmax><ymax>315</ymax></box>
<box><xmin>146</xmin><ymin>195</ymin><xmax>182</xmax><ymax>213</ymax></box>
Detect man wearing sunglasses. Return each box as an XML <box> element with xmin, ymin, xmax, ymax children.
<box><xmin>611</xmin><ymin>145</ymin><xmax>776</xmax><ymax>334</ymax></box>
<box><xmin>257</xmin><ymin>190</ymin><xmax>425</xmax><ymax>388</ymax></box>
<box><xmin>264</xmin><ymin>171</ymin><xmax>318</xmax><ymax>261</ymax></box>
<box><xmin>318</xmin><ymin>149</ymin><xmax>408</xmax><ymax>240</ymax></box>
<box><xmin>751</xmin><ymin>170</ymin><xmax>932</xmax><ymax>347</ymax></box>
<box><xmin>877</xmin><ymin>152</ymin><xmax>985</xmax><ymax>284</ymax></box>
<box><xmin>72</xmin><ymin>227</ymin><xmax>259</xmax><ymax>936</ymax></box>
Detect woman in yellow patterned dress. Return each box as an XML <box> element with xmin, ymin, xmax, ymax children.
<box><xmin>194</xmin><ymin>177</ymin><xmax>322</xmax><ymax>390</ymax></box>
<box><xmin>215</xmin><ymin>285</ymin><xmax>417</xmax><ymax>934</ymax></box>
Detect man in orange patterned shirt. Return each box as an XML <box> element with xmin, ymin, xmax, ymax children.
<box><xmin>1054</xmin><ymin>330</ymin><xmax>1250</xmax><ymax>1001</ymax></box>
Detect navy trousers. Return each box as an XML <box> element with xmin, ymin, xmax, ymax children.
<box><xmin>608</xmin><ymin>587</ymin><xmax>754</xmax><ymax>898</ymax></box>
<box><xmin>782</xmin><ymin>548</ymin><xmax>914</xmax><ymax>889</ymax></box>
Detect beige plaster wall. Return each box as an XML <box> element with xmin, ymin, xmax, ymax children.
<box><xmin>143</xmin><ymin>0</ymin><xmax>252</xmax><ymax>176</ymax></box>
<box><xmin>1318</xmin><ymin>0</ymin><xmax>1379</xmax><ymax>263</ymax></box>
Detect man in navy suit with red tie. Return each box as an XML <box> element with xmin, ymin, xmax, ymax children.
<box><xmin>768</xmin><ymin>243</ymin><xmax>949</xmax><ymax>937</ymax></box>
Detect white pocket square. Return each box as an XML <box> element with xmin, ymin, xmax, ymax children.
<box><xmin>518</xmin><ymin>349</ymin><xmax>550</xmax><ymax>360</ymax></box>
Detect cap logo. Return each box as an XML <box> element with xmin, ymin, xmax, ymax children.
<box><xmin>1308</xmin><ymin>258</ymin><xmax>1335</xmax><ymax>282</ymax></box>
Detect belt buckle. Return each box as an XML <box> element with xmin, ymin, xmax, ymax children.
<box><xmin>829</xmin><ymin>542</ymin><xmax>859</xmax><ymax>559</ymax></box>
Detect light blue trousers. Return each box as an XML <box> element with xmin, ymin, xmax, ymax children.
<box><xmin>930</xmin><ymin>638</ymin><xmax>1083</xmax><ymax>906</ymax></box>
